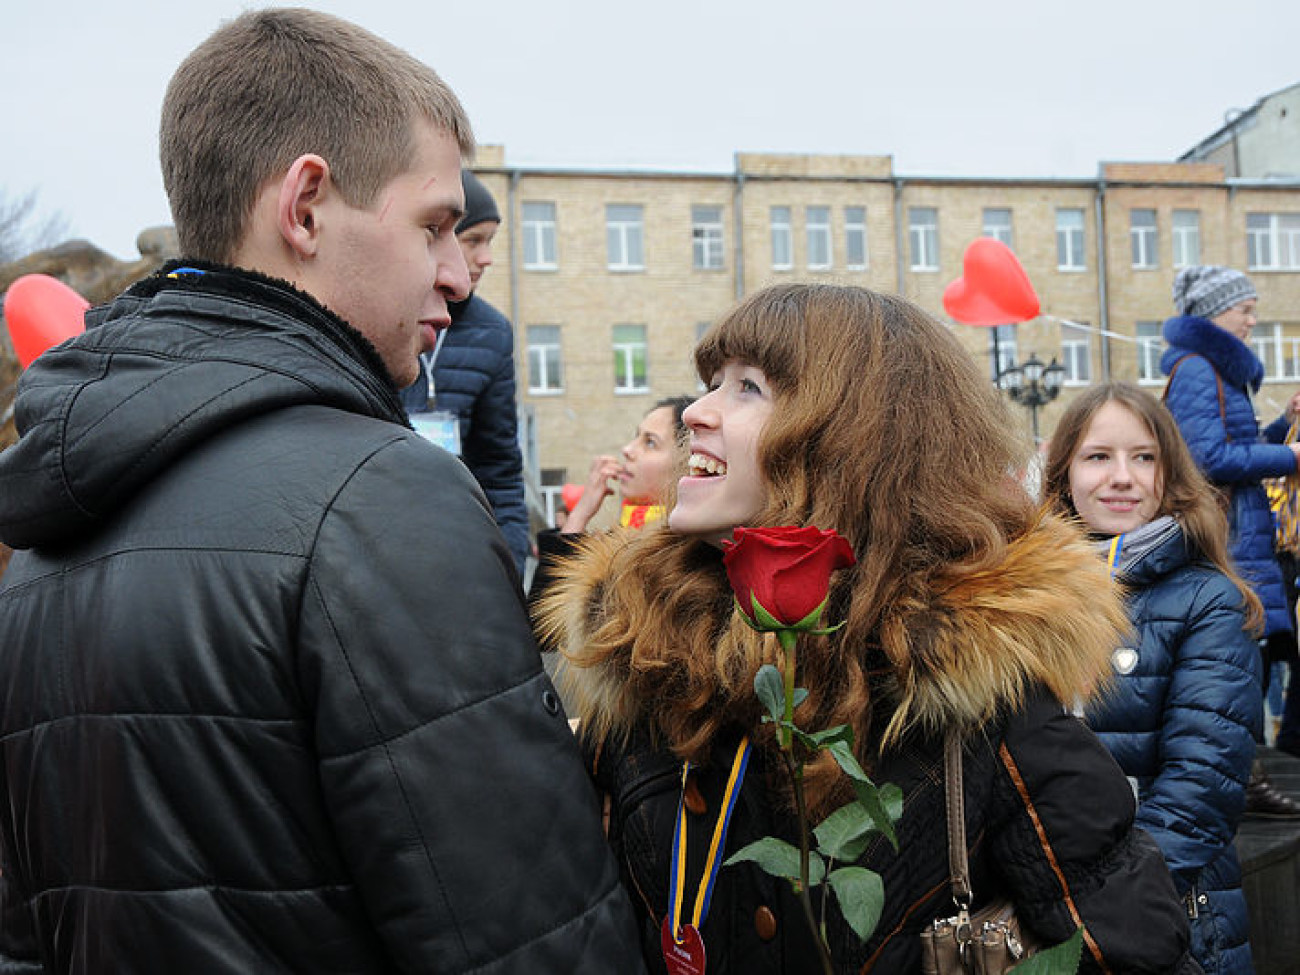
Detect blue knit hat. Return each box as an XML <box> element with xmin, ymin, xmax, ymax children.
<box><xmin>456</xmin><ymin>170</ymin><xmax>500</xmax><ymax>235</ymax></box>
<box><xmin>1172</xmin><ymin>265</ymin><xmax>1257</xmax><ymax>319</ymax></box>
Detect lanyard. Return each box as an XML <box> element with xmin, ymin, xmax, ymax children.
<box><xmin>667</xmin><ymin>736</ymin><xmax>751</xmax><ymax>942</ymax></box>
<box><xmin>1106</xmin><ymin>533</ymin><xmax>1125</xmax><ymax>578</ymax></box>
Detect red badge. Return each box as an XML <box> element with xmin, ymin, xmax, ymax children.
<box><xmin>661</xmin><ymin>916</ymin><xmax>707</xmax><ymax>975</ymax></box>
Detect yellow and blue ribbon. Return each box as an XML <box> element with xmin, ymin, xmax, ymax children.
<box><xmin>667</xmin><ymin>736</ymin><xmax>751</xmax><ymax>942</ymax></box>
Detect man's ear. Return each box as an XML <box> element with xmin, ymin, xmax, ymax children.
<box><xmin>276</xmin><ymin>154</ymin><xmax>330</xmax><ymax>259</ymax></box>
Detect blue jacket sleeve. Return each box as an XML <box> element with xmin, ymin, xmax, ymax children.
<box><xmin>1164</xmin><ymin>356</ymin><xmax>1295</xmax><ymax>483</ymax></box>
<box><xmin>1135</xmin><ymin>574</ymin><xmax>1262</xmax><ymax>890</ymax></box>
<box><xmin>463</xmin><ymin>345</ymin><xmax>530</xmax><ymax>578</ymax></box>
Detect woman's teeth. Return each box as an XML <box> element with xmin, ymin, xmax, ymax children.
<box><xmin>689</xmin><ymin>454</ymin><xmax>727</xmax><ymax>476</ymax></box>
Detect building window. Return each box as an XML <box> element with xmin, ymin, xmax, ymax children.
<box><xmin>770</xmin><ymin>206</ymin><xmax>793</xmax><ymax>269</ymax></box>
<box><xmin>526</xmin><ymin>325</ymin><xmax>563</xmax><ymax>394</ymax></box>
<box><xmin>612</xmin><ymin>323</ymin><xmax>648</xmax><ymax>392</ymax></box>
<box><xmin>1136</xmin><ymin>322</ymin><xmax>1164</xmax><ymax>383</ymax></box>
<box><xmin>1247</xmin><ymin>213</ymin><xmax>1300</xmax><ymax>271</ymax></box>
<box><xmin>1252</xmin><ymin>322</ymin><xmax>1300</xmax><ymax>380</ymax></box>
<box><xmin>692</xmin><ymin>205</ymin><xmax>724</xmax><ymax>270</ymax></box>
<box><xmin>1061</xmin><ymin>322</ymin><xmax>1092</xmax><ymax>384</ymax></box>
<box><xmin>521</xmin><ymin>202</ymin><xmax>557</xmax><ymax>269</ymax></box>
<box><xmin>844</xmin><ymin>206</ymin><xmax>868</xmax><ymax>269</ymax></box>
<box><xmin>1130</xmin><ymin>209</ymin><xmax>1158</xmax><ymax>269</ymax></box>
<box><xmin>982</xmin><ymin>208</ymin><xmax>1013</xmax><ymax>247</ymax></box>
<box><xmin>541</xmin><ymin>468</ymin><xmax>567</xmax><ymax>527</ymax></box>
<box><xmin>1056</xmin><ymin>208</ymin><xmax>1086</xmax><ymax>270</ymax></box>
<box><xmin>908</xmin><ymin>207</ymin><xmax>939</xmax><ymax>271</ymax></box>
<box><xmin>806</xmin><ymin>206</ymin><xmax>832</xmax><ymax>270</ymax></box>
<box><xmin>1172</xmin><ymin>210</ymin><xmax>1201</xmax><ymax>268</ymax></box>
<box><xmin>606</xmin><ymin>204</ymin><xmax>644</xmax><ymax>271</ymax></box>
<box><xmin>989</xmin><ymin>324</ymin><xmax>1018</xmax><ymax>380</ymax></box>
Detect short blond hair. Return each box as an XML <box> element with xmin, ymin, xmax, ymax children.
<box><xmin>160</xmin><ymin>8</ymin><xmax>474</xmax><ymax>262</ymax></box>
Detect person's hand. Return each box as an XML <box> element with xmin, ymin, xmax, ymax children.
<box><xmin>561</xmin><ymin>455</ymin><xmax>623</xmax><ymax>534</ymax></box>
<box><xmin>1289</xmin><ymin>442</ymin><xmax>1300</xmax><ymax>470</ymax></box>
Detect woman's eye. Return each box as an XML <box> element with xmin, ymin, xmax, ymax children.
<box><xmin>740</xmin><ymin>378</ymin><xmax>761</xmax><ymax>394</ymax></box>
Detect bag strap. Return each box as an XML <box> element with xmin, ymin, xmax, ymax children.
<box><xmin>942</xmin><ymin>732</ymin><xmax>973</xmax><ymax>910</ymax></box>
<box><xmin>1163</xmin><ymin>353</ymin><xmax>1229</xmax><ymax>442</ymax></box>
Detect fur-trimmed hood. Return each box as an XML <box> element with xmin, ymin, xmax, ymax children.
<box><xmin>538</xmin><ymin>513</ymin><xmax>1128</xmax><ymax>751</ymax></box>
<box><xmin>1161</xmin><ymin>314</ymin><xmax>1264</xmax><ymax>391</ymax></box>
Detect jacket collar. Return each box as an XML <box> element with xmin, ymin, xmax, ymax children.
<box><xmin>1161</xmin><ymin>314</ymin><xmax>1264</xmax><ymax>391</ymax></box>
<box><xmin>544</xmin><ymin>514</ymin><xmax>1126</xmax><ymax>743</ymax></box>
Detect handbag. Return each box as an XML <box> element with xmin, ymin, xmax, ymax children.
<box><xmin>919</xmin><ymin>733</ymin><xmax>1041</xmax><ymax>975</ymax></box>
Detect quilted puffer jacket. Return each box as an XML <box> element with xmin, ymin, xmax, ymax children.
<box><xmin>0</xmin><ymin>263</ymin><xmax>642</xmax><ymax>974</ymax></box>
<box><xmin>1161</xmin><ymin>314</ymin><xmax>1295</xmax><ymax>635</ymax></box>
<box><xmin>401</xmin><ymin>293</ymin><xmax>529</xmax><ymax>577</ymax></box>
<box><xmin>1086</xmin><ymin>517</ymin><xmax>1262</xmax><ymax>975</ymax></box>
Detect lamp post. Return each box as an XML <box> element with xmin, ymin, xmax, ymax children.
<box><xmin>996</xmin><ymin>354</ymin><xmax>1066</xmax><ymax>443</ymax></box>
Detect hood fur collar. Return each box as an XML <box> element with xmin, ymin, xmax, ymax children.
<box><xmin>542</xmin><ymin>514</ymin><xmax>1127</xmax><ymax>746</ymax></box>
<box><xmin>1161</xmin><ymin>314</ymin><xmax>1264</xmax><ymax>391</ymax></box>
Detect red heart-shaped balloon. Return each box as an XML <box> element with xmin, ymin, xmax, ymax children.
<box><xmin>942</xmin><ymin>238</ymin><xmax>1040</xmax><ymax>327</ymax></box>
<box><xmin>5</xmin><ymin>273</ymin><xmax>89</xmax><ymax>367</ymax></box>
<box><xmin>561</xmin><ymin>483</ymin><xmax>584</xmax><ymax>512</ymax></box>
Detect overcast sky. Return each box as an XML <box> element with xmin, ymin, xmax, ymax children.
<box><xmin>3</xmin><ymin>0</ymin><xmax>1296</xmax><ymax>260</ymax></box>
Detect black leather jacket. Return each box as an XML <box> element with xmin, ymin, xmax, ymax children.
<box><xmin>0</xmin><ymin>263</ymin><xmax>642</xmax><ymax>973</ymax></box>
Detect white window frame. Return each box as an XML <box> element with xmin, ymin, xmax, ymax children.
<box><xmin>521</xmin><ymin>201</ymin><xmax>557</xmax><ymax>270</ymax></box>
<box><xmin>1252</xmin><ymin>322</ymin><xmax>1300</xmax><ymax>381</ymax></box>
<box><xmin>1136</xmin><ymin>322</ymin><xmax>1164</xmax><ymax>385</ymax></box>
<box><xmin>982</xmin><ymin>208</ymin><xmax>1013</xmax><ymax>247</ymax></box>
<box><xmin>606</xmin><ymin>204</ymin><xmax>645</xmax><ymax>271</ymax></box>
<box><xmin>526</xmin><ymin>325</ymin><xmax>564</xmax><ymax>395</ymax></box>
<box><xmin>844</xmin><ymin>206</ymin><xmax>868</xmax><ymax>269</ymax></box>
<box><xmin>770</xmin><ymin>206</ymin><xmax>793</xmax><ymax>270</ymax></box>
<box><xmin>1060</xmin><ymin>323</ymin><xmax>1092</xmax><ymax>385</ymax></box>
<box><xmin>1130</xmin><ymin>209</ymin><xmax>1158</xmax><ymax>269</ymax></box>
<box><xmin>692</xmin><ymin>205</ymin><xmax>725</xmax><ymax>270</ymax></box>
<box><xmin>540</xmin><ymin>468</ymin><xmax>567</xmax><ymax>527</ymax></box>
<box><xmin>908</xmin><ymin>207</ymin><xmax>939</xmax><ymax>271</ymax></box>
<box><xmin>1247</xmin><ymin>213</ymin><xmax>1300</xmax><ymax>271</ymax></box>
<box><xmin>1056</xmin><ymin>208</ymin><xmax>1086</xmax><ymax>271</ymax></box>
<box><xmin>612</xmin><ymin>323</ymin><xmax>649</xmax><ymax>393</ymax></box>
<box><xmin>1172</xmin><ymin>210</ymin><xmax>1200</xmax><ymax>269</ymax></box>
<box><xmin>806</xmin><ymin>206</ymin><xmax>832</xmax><ymax>270</ymax></box>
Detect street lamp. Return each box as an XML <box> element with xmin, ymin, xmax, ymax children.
<box><xmin>996</xmin><ymin>353</ymin><xmax>1066</xmax><ymax>443</ymax></box>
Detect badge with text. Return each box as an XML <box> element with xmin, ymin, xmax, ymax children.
<box><xmin>410</xmin><ymin>410</ymin><xmax>461</xmax><ymax>456</ymax></box>
<box><xmin>660</xmin><ymin>916</ymin><xmax>706</xmax><ymax>975</ymax></box>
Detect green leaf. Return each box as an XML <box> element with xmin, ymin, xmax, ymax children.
<box><xmin>1008</xmin><ymin>926</ymin><xmax>1084</xmax><ymax>974</ymax></box>
<box><xmin>826</xmin><ymin>866</ymin><xmax>885</xmax><ymax>943</ymax></box>
<box><xmin>802</xmin><ymin>723</ymin><xmax>854</xmax><ymax>749</ymax></box>
<box><xmin>851</xmin><ymin>779</ymin><xmax>900</xmax><ymax>851</ymax></box>
<box><xmin>725</xmin><ymin>837</ymin><xmax>825</xmax><ymax>886</ymax></box>
<box><xmin>753</xmin><ymin>665</ymin><xmax>785</xmax><ymax>724</ymax></box>
<box><xmin>812</xmin><ymin>801</ymin><xmax>876</xmax><ymax>862</ymax></box>
<box><xmin>791</xmin><ymin>688</ymin><xmax>809</xmax><ymax>709</ymax></box>
<box><xmin>826</xmin><ymin>739</ymin><xmax>870</xmax><ymax>783</ymax></box>
<box><xmin>750</xmin><ymin>593</ymin><xmax>786</xmax><ymax>632</ymax></box>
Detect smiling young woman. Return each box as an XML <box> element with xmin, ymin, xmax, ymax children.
<box><xmin>1044</xmin><ymin>382</ymin><xmax>1264</xmax><ymax>975</ymax></box>
<box><xmin>535</xmin><ymin>284</ymin><xmax>1200</xmax><ymax>974</ymax></box>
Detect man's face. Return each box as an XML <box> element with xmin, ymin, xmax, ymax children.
<box><xmin>309</xmin><ymin>123</ymin><xmax>470</xmax><ymax>388</ymax></box>
<box><xmin>459</xmin><ymin>220</ymin><xmax>498</xmax><ymax>291</ymax></box>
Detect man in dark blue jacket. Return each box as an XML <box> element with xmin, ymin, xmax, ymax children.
<box><xmin>402</xmin><ymin>170</ymin><xmax>530</xmax><ymax>579</ymax></box>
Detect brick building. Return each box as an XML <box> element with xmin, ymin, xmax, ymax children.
<box><xmin>465</xmin><ymin>146</ymin><xmax>1300</xmax><ymax>527</ymax></box>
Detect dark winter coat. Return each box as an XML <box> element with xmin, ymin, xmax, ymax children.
<box><xmin>1161</xmin><ymin>314</ymin><xmax>1295</xmax><ymax>635</ymax></box>
<box><xmin>1086</xmin><ymin>518</ymin><xmax>1261</xmax><ymax>975</ymax></box>
<box><xmin>540</xmin><ymin>520</ymin><xmax>1201</xmax><ymax>974</ymax></box>
<box><xmin>0</xmin><ymin>264</ymin><xmax>642</xmax><ymax>974</ymax></box>
<box><xmin>401</xmin><ymin>293</ymin><xmax>529</xmax><ymax>577</ymax></box>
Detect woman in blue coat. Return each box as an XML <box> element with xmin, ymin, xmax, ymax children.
<box><xmin>1045</xmin><ymin>382</ymin><xmax>1264</xmax><ymax>975</ymax></box>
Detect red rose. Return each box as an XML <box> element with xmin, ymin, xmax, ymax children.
<box><xmin>722</xmin><ymin>526</ymin><xmax>856</xmax><ymax>631</ymax></box>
